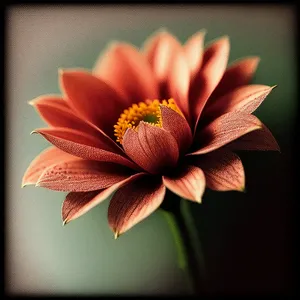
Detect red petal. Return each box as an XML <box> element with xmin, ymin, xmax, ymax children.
<box><xmin>226</xmin><ymin>123</ymin><xmax>280</xmax><ymax>151</ymax></box>
<box><xmin>163</xmin><ymin>165</ymin><xmax>205</xmax><ymax>202</ymax></box>
<box><xmin>203</xmin><ymin>85</ymin><xmax>276</xmax><ymax>120</ymax></box>
<box><xmin>22</xmin><ymin>146</ymin><xmax>79</xmax><ymax>187</ymax></box>
<box><xmin>62</xmin><ymin>173</ymin><xmax>145</xmax><ymax>224</ymax></box>
<box><xmin>192</xmin><ymin>149</ymin><xmax>245</xmax><ymax>191</ymax></box>
<box><xmin>29</xmin><ymin>95</ymin><xmax>69</xmax><ymax>109</ymax></box>
<box><xmin>32</xmin><ymin>127</ymin><xmax>139</xmax><ymax>170</ymax></box>
<box><xmin>184</xmin><ymin>30</ymin><xmax>206</xmax><ymax>79</ymax></box>
<box><xmin>60</xmin><ymin>70</ymin><xmax>127</xmax><ymax>138</ymax></box>
<box><xmin>36</xmin><ymin>160</ymin><xmax>134</xmax><ymax>192</ymax></box>
<box><xmin>123</xmin><ymin>122</ymin><xmax>179</xmax><ymax>174</ymax></box>
<box><xmin>29</xmin><ymin>95</ymin><xmax>101</xmax><ymax>137</ymax></box>
<box><xmin>93</xmin><ymin>43</ymin><xmax>158</xmax><ymax>104</ymax></box>
<box><xmin>189</xmin><ymin>112</ymin><xmax>262</xmax><ymax>155</ymax></box>
<box><xmin>209</xmin><ymin>56</ymin><xmax>260</xmax><ymax>101</ymax></box>
<box><xmin>189</xmin><ymin>36</ymin><xmax>230</xmax><ymax>129</ymax></box>
<box><xmin>160</xmin><ymin>105</ymin><xmax>192</xmax><ymax>153</ymax></box>
<box><xmin>108</xmin><ymin>174</ymin><xmax>166</xmax><ymax>237</ymax></box>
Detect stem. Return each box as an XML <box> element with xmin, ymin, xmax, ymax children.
<box><xmin>180</xmin><ymin>199</ymin><xmax>206</xmax><ymax>285</ymax></box>
<box><xmin>160</xmin><ymin>191</ymin><xmax>207</xmax><ymax>295</ymax></box>
<box><xmin>160</xmin><ymin>210</ymin><xmax>194</xmax><ymax>294</ymax></box>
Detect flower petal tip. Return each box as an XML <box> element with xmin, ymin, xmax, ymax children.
<box><xmin>156</xmin><ymin>27</ymin><xmax>169</xmax><ymax>34</ymax></box>
<box><xmin>58</xmin><ymin>68</ymin><xmax>65</xmax><ymax>76</ymax></box>
<box><xmin>256</xmin><ymin>124</ymin><xmax>263</xmax><ymax>131</ymax></box>
<box><xmin>62</xmin><ymin>219</ymin><xmax>68</xmax><ymax>226</ymax></box>
<box><xmin>243</xmin><ymin>56</ymin><xmax>260</xmax><ymax>64</ymax></box>
<box><xmin>205</xmin><ymin>35</ymin><xmax>230</xmax><ymax>51</ymax></box>
<box><xmin>35</xmin><ymin>178</ymin><xmax>44</xmax><ymax>187</ymax></box>
<box><xmin>58</xmin><ymin>69</ymin><xmax>66</xmax><ymax>85</ymax></box>
<box><xmin>21</xmin><ymin>179</ymin><xmax>33</xmax><ymax>188</ymax></box>
<box><xmin>277</xmin><ymin>146</ymin><xmax>281</xmax><ymax>153</ymax></box>
<box><xmin>240</xmin><ymin>185</ymin><xmax>246</xmax><ymax>193</ymax></box>
<box><xmin>160</xmin><ymin>26</ymin><xmax>169</xmax><ymax>31</ymax></box>
<box><xmin>106</xmin><ymin>40</ymin><xmax>122</xmax><ymax>50</ymax></box>
<box><xmin>190</xmin><ymin>29</ymin><xmax>207</xmax><ymax>42</ymax></box>
<box><xmin>218</xmin><ymin>35</ymin><xmax>230</xmax><ymax>43</ymax></box>
<box><xmin>195</xmin><ymin>197</ymin><xmax>202</xmax><ymax>204</ymax></box>
<box><xmin>28</xmin><ymin>100</ymin><xmax>35</xmax><ymax>106</ymax></box>
<box><xmin>114</xmin><ymin>231</ymin><xmax>119</xmax><ymax>240</ymax></box>
<box><xmin>152</xmin><ymin>27</ymin><xmax>173</xmax><ymax>37</ymax></box>
<box><xmin>218</xmin><ymin>35</ymin><xmax>230</xmax><ymax>48</ymax></box>
<box><xmin>59</xmin><ymin>68</ymin><xmax>72</xmax><ymax>81</ymax></box>
<box><xmin>245</xmin><ymin>56</ymin><xmax>261</xmax><ymax>69</ymax></box>
<box><xmin>252</xmin><ymin>56</ymin><xmax>261</xmax><ymax>61</ymax></box>
<box><xmin>30</xmin><ymin>130</ymin><xmax>38</xmax><ymax>135</ymax></box>
<box><xmin>254</xmin><ymin>56</ymin><xmax>261</xmax><ymax>64</ymax></box>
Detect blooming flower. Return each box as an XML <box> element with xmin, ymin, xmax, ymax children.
<box><xmin>22</xmin><ymin>29</ymin><xmax>279</xmax><ymax>238</ymax></box>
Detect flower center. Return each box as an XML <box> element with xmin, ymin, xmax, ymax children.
<box><xmin>114</xmin><ymin>98</ymin><xmax>181</xmax><ymax>144</ymax></box>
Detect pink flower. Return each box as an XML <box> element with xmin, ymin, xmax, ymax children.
<box><xmin>22</xmin><ymin>30</ymin><xmax>279</xmax><ymax>238</ymax></box>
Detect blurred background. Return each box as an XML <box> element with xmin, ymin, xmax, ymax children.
<box><xmin>6</xmin><ymin>4</ymin><xmax>296</xmax><ymax>295</ymax></box>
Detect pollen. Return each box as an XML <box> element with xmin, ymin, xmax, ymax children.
<box><xmin>114</xmin><ymin>98</ymin><xmax>182</xmax><ymax>144</ymax></box>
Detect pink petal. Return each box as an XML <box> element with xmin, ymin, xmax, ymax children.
<box><xmin>184</xmin><ymin>30</ymin><xmax>206</xmax><ymax>79</ymax></box>
<box><xmin>163</xmin><ymin>165</ymin><xmax>205</xmax><ymax>202</ymax></box>
<box><xmin>36</xmin><ymin>160</ymin><xmax>134</xmax><ymax>192</ymax></box>
<box><xmin>29</xmin><ymin>95</ymin><xmax>101</xmax><ymax>137</ymax></box>
<box><xmin>108</xmin><ymin>174</ymin><xmax>166</xmax><ymax>237</ymax></box>
<box><xmin>143</xmin><ymin>30</ymin><xmax>181</xmax><ymax>82</ymax></box>
<box><xmin>93</xmin><ymin>43</ymin><xmax>158</xmax><ymax>104</ymax></box>
<box><xmin>225</xmin><ymin>123</ymin><xmax>280</xmax><ymax>151</ymax></box>
<box><xmin>122</xmin><ymin>122</ymin><xmax>179</xmax><ymax>174</ymax></box>
<box><xmin>189</xmin><ymin>36</ymin><xmax>230</xmax><ymax>129</ymax></box>
<box><xmin>168</xmin><ymin>46</ymin><xmax>191</xmax><ymax>121</ymax></box>
<box><xmin>192</xmin><ymin>149</ymin><xmax>245</xmax><ymax>191</ymax></box>
<box><xmin>203</xmin><ymin>85</ymin><xmax>276</xmax><ymax>120</ymax></box>
<box><xmin>62</xmin><ymin>173</ymin><xmax>145</xmax><ymax>225</ymax></box>
<box><xmin>22</xmin><ymin>146</ymin><xmax>79</xmax><ymax>187</ymax></box>
<box><xmin>209</xmin><ymin>56</ymin><xmax>260</xmax><ymax>101</ymax></box>
<box><xmin>160</xmin><ymin>105</ymin><xmax>192</xmax><ymax>153</ymax></box>
<box><xmin>143</xmin><ymin>30</ymin><xmax>190</xmax><ymax>119</ymax></box>
<box><xmin>189</xmin><ymin>112</ymin><xmax>262</xmax><ymax>155</ymax></box>
<box><xmin>60</xmin><ymin>70</ymin><xmax>128</xmax><ymax>138</ymax></box>
<box><xmin>32</xmin><ymin>127</ymin><xmax>139</xmax><ymax>170</ymax></box>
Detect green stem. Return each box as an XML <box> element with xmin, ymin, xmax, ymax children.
<box><xmin>180</xmin><ymin>199</ymin><xmax>206</xmax><ymax>282</ymax></box>
<box><xmin>160</xmin><ymin>209</ymin><xmax>194</xmax><ymax>294</ymax></box>
<box><xmin>160</xmin><ymin>191</ymin><xmax>207</xmax><ymax>295</ymax></box>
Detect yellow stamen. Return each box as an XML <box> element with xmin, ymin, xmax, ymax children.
<box><xmin>114</xmin><ymin>98</ymin><xmax>182</xmax><ymax>144</ymax></box>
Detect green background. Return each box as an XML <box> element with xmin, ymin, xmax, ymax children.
<box><xmin>6</xmin><ymin>5</ymin><xmax>296</xmax><ymax>295</ymax></box>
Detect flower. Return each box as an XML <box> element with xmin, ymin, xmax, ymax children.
<box><xmin>22</xmin><ymin>29</ymin><xmax>280</xmax><ymax>238</ymax></box>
